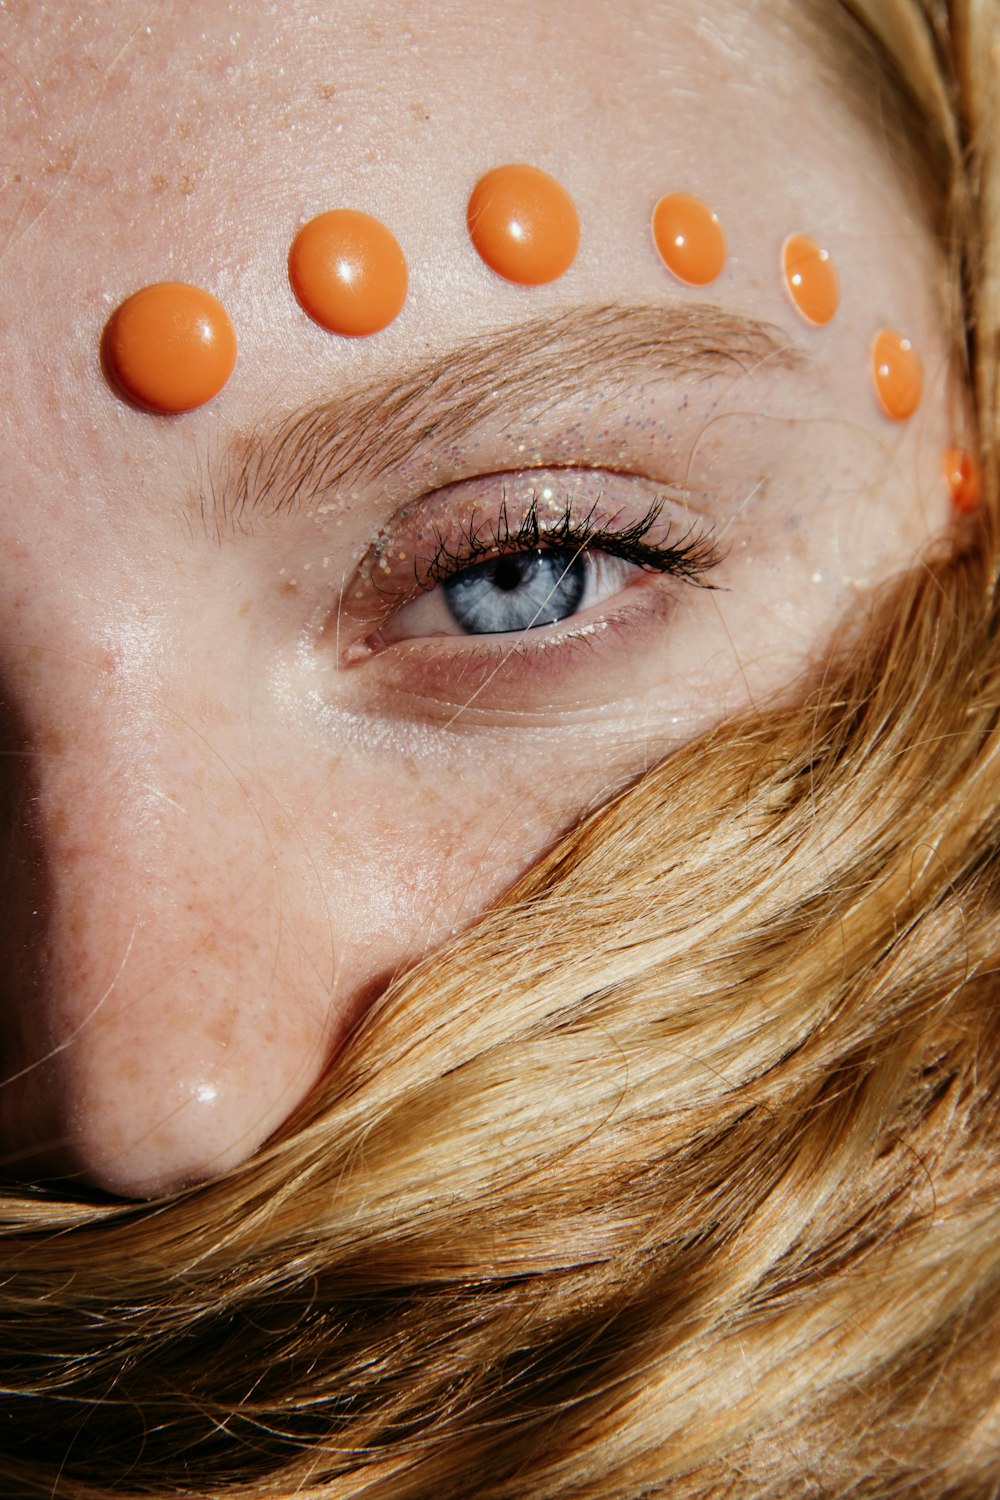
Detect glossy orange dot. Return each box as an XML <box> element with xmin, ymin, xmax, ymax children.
<box><xmin>782</xmin><ymin>233</ymin><xmax>839</xmax><ymax>325</ymax></box>
<box><xmin>104</xmin><ymin>282</ymin><xmax>237</xmax><ymax>414</ymax></box>
<box><xmin>467</xmin><ymin>164</ymin><xmax>579</xmax><ymax>285</ymax></box>
<box><xmin>288</xmin><ymin>210</ymin><xmax>408</xmax><ymax>336</ymax></box>
<box><xmin>871</xmin><ymin>328</ymin><xmax>923</xmax><ymax>420</ymax></box>
<box><xmin>652</xmin><ymin>193</ymin><xmax>727</xmax><ymax>286</ymax></box>
<box><xmin>942</xmin><ymin>446</ymin><xmax>982</xmax><ymax>514</ymax></box>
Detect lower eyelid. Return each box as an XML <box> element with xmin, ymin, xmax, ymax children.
<box><xmin>335</xmin><ymin>584</ymin><xmax>689</xmax><ymax>723</ymax></box>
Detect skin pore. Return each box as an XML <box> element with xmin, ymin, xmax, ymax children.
<box><xmin>0</xmin><ymin>0</ymin><xmax>963</xmax><ymax>1198</ymax></box>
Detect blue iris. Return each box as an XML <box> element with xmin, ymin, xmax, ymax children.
<box><xmin>442</xmin><ymin>548</ymin><xmax>586</xmax><ymax>634</ymax></box>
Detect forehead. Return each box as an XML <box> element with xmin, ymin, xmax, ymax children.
<box><xmin>0</xmin><ymin>0</ymin><xmax>899</xmax><ymax>267</ymax></box>
<box><xmin>0</xmin><ymin>0</ymin><xmax>939</xmax><ymax>522</ymax></box>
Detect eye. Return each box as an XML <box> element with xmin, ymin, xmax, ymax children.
<box><xmin>378</xmin><ymin>544</ymin><xmax>645</xmax><ymax>642</ymax></box>
<box><xmin>341</xmin><ymin>468</ymin><xmax>722</xmax><ymax>658</ymax></box>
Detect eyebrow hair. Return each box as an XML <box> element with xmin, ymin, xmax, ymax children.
<box><xmin>207</xmin><ymin>302</ymin><xmax>799</xmax><ymax>535</ymax></box>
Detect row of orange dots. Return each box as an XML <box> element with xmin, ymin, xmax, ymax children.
<box><xmin>103</xmin><ymin>163</ymin><xmax>980</xmax><ymax>512</ymax></box>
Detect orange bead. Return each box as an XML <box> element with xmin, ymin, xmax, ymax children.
<box><xmin>782</xmin><ymin>233</ymin><xmax>839</xmax><ymax>325</ymax></box>
<box><xmin>288</xmin><ymin>210</ymin><xmax>408</xmax><ymax>336</ymax></box>
<box><xmin>104</xmin><ymin>282</ymin><xmax>237</xmax><ymax>414</ymax></box>
<box><xmin>942</xmin><ymin>446</ymin><xmax>982</xmax><ymax>514</ymax></box>
<box><xmin>652</xmin><ymin>193</ymin><xmax>727</xmax><ymax>286</ymax></box>
<box><xmin>871</xmin><ymin>328</ymin><xmax>923</xmax><ymax>420</ymax></box>
<box><xmin>467</xmin><ymin>164</ymin><xmax>579</xmax><ymax>285</ymax></box>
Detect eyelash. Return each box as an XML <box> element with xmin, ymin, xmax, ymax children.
<box><xmin>411</xmin><ymin>492</ymin><xmax>721</xmax><ymax>600</ymax></box>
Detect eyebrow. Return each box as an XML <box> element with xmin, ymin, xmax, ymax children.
<box><xmin>206</xmin><ymin>302</ymin><xmax>799</xmax><ymax>535</ymax></box>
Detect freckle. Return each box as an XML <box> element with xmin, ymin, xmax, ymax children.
<box><xmin>315</xmin><ymin>81</ymin><xmax>336</xmax><ymax>101</ymax></box>
<box><xmin>283</xmin><ymin>578</ymin><xmax>299</xmax><ymax>592</ymax></box>
<box><xmin>150</xmin><ymin>173</ymin><xmax>168</xmax><ymax>194</ymax></box>
<box><xmin>206</xmin><ymin>1011</ymin><xmax>236</xmax><ymax>1049</ymax></box>
<box><xmin>179</xmin><ymin>173</ymin><xmax>195</xmax><ymax>195</ymax></box>
<box><xmin>237</xmin><ymin>599</ymin><xmax>251</xmax><ymax>616</ymax></box>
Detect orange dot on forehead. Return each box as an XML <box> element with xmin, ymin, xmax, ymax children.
<box><xmin>871</xmin><ymin>328</ymin><xmax>923</xmax><ymax>420</ymax></box>
<box><xmin>782</xmin><ymin>233</ymin><xmax>839</xmax><ymax>325</ymax></box>
<box><xmin>651</xmin><ymin>193</ymin><xmax>727</xmax><ymax>286</ymax></box>
<box><xmin>467</xmin><ymin>164</ymin><xmax>580</xmax><ymax>285</ymax></box>
<box><xmin>942</xmin><ymin>446</ymin><xmax>982</xmax><ymax>514</ymax></box>
<box><xmin>288</xmin><ymin>210</ymin><xmax>408</xmax><ymax>336</ymax></box>
<box><xmin>104</xmin><ymin>282</ymin><xmax>237</xmax><ymax>414</ymax></box>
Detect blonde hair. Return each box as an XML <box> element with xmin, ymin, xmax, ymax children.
<box><xmin>4</xmin><ymin>2</ymin><xmax>1000</xmax><ymax>1495</ymax></box>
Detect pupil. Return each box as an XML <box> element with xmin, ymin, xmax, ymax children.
<box><xmin>490</xmin><ymin>555</ymin><xmax>530</xmax><ymax>592</ymax></box>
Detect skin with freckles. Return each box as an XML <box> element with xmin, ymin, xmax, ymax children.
<box><xmin>0</xmin><ymin>0</ymin><xmax>966</xmax><ymax>1198</ymax></box>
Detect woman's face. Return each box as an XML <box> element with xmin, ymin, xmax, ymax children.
<box><xmin>0</xmin><ymin>0</ymin><xmax>961</xmax><ymax>1196</ymax></box>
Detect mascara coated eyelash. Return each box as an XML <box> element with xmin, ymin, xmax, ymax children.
<box><xmin>418</xmin><ymin>491</ymin><xmax>722</xmax><ymax>594</ymax></box>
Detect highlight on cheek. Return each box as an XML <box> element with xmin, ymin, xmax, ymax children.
<box><xmin>942</xmin><ymin>446</ymin><xmax>982</xmax><ymax>514</ymax></box>
<box><xmin>103</xmin><ymin>282</ymin><xmax>237</xmax><ymax>413</ymax></box>
<box><xmin>871</xmin><ymin>328</ymin><xmax>923</xmax><ymax>420</ymax></box>
<box><xmin>467</xmin><ymin>164</ymin><xmax>580</xmax><ymax>285</ymax></box>
<box><xmin>651</xmin><ymin>193</ymin><xmax>727</xmax><ymax>287</ymax></box>
<box><xmin>288</xmin><ymin>209</ymin><xmax>408</xmax><ymax>336</ymax></box>
<box><xmin>781</xmin><ymin>233</ymin><xmax>839</xmax><ymax>325</ymax></box>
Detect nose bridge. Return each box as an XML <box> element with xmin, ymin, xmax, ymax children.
<box><xmin>0</xmin><ymin>629</ymin><xmax>335</xmax><ymax>1199</ymax></box>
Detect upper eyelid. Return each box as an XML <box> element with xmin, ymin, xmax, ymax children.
<box><xmin>376</xmin><ymin>473</ymin><xmax>702</xmax><ymax>568</ymax></box>
<box><xmin>342</xmin><ymin>470</ymin><xmax>723</xmax><ymax>627</ymax></box>
<box><xmin>201</xmin><ymin>303</ymin><xmax>801</xmax><ymax>540</ymax></box>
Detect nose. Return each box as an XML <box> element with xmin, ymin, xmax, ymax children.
<box><xmin>0</xmin><ymin>624</ymin><xmax>339</xmax><ymax>1199</ymax></box>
